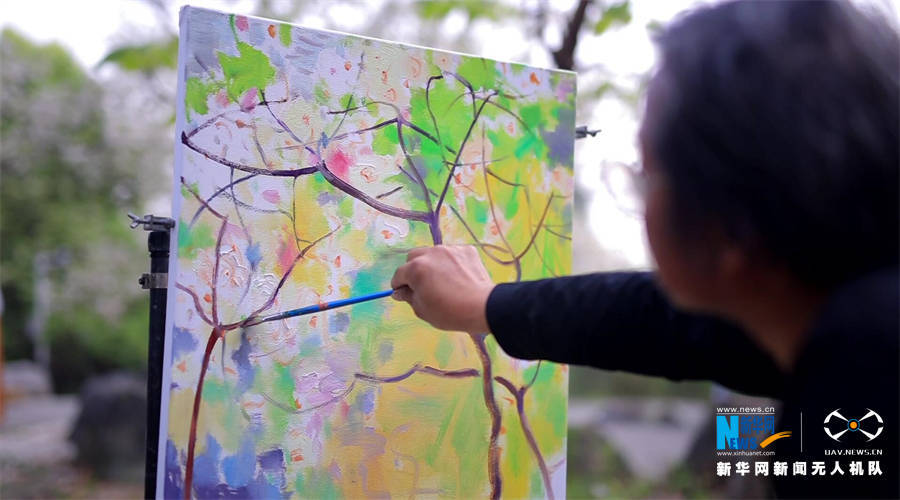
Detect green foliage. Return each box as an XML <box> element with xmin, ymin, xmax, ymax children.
<box><xmin>416</xmin><ymin>0</ymin><xmax>518</xmax><ymax>21</ymax></box>
<box><xmin>594</xmin><ymin>1</ymin><xmax>632</xmax><ymax>35</ymax></box>
<box><xmin>0</xmin><ymin>29</ymin><xmax>88</xmax><ymax>92</ymax></box>
<box><xmin>46</xmin><ymin>299</ymin><xmax>149</xmax><ymax>393</ymax></box>
<box><xmin>1</xmin><ymin>29</ymin><xmax>159</xmax><ymax>385</ymax></box>
<box><xmin>99</xmin><ymin>36</ymin><xmax>178</xmax><ymax>72</ymax></box>
<box><xmin>217</xmin><ymin>41</ymin><xmax>276</xmax><ymax>102</ymax></box>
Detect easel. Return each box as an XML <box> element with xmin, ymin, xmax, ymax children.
<box><xmin>129</xmin><ymin>213</ymin><xmax>175</xmax><ymax>500</ymax></box>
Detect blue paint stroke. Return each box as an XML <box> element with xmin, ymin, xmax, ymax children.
<box><xmin>172</xmin><ymin>327</ymin><xmax>198</xmax><ymax>360</ymax></box>
<box><xmin>542</xmin><ymin>106</ymin><xmax>576</xmax><ymax>165</ymax></box>
<box><xmin>245</xmin><ymin>243</ymin><xmax>262</xmax><ymax>270</ymax></box>
<box><xmin>357</xmin><ymin>389</ymin><xmax>376</xmax><ymax>415</ymax></box>
<box><xmin>223</xmin><ymin>435</ymin><xmax>255</xmax><ymax>488</ymax></box>
<box><xmin>164</xmin><ymin>440</ymin><xmax>184</xmax><ymax>499</ymax></box>
<box><xmin>193</xmin><ymin>434</ymin><xmax>222</xmax><ymax>492</ymax></box>
<box><xmin>231</xmin><ymin>330</ymin><xmax>255</xmax><ymax>395</ymax></box>
<box><xmin>258</xmin><ymin>448</ymin><xmax>287</xmax><ymax>490</ymax></box>
<box><xmin>328</xmin><ymin>312</ymin><xmax>350</xmax><ymax>336</ymax></box>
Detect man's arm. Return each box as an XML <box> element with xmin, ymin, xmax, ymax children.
<box><xmin>391</xmin><ymin>246</ymin><xmax>784</xmax><ymax>398</ymax></box>
<box><xmin>487</xmin><ymin>272</ymin><xmax>784</xmax><ymax>397</ymax></box>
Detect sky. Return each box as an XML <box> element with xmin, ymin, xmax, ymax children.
<box><xmin>0</xmin><ymin>0</ymin><xmax>716</xmax><ymax>267</ymax></box>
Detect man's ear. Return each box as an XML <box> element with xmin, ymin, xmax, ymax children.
<box><xmin>717</xmin><ymin>243</ymin><xmax>750</xmax><ymax>281</ymax></box>
<box><xmin>703</xmin><ymin>223</ymin><xmax>753</xmax><ymax>287</ymax></box>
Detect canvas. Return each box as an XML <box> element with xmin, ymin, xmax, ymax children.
<box><xmin>159</xmin><ymin>7</ymin><xmax>575</xmax><ymax>499</ymax></box>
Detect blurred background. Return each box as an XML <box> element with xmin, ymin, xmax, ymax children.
<box><xmin>4</xmin><ymin>0</ymin><xmax>890</xmax><ymax>498</ymax></box>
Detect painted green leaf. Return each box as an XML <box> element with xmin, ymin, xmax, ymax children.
<box><xmin>371</xmin><ymin>125</ymin><xmax>400</xmax><ymax>155</ymax></box>
<box><xmin>514</xmin><ymin>133</ymin><xmax>546</xmax><ymax>160</ymax></box>
<box><xmin>383</xmin><ymin>170</ymin><xmax>430</xmax><ymax>212</ymax></box>
<box><xmin>457</xmin><ymin>57</ymin><xmax>497</xmax><ymax>91</ymax></box>
<box><xmin>503</xmin><ymin>181</ymin><xmax>520</xmax><ymax>219</ymax></box>
<box><xmin>217</xmin><ymin>41</ymin><xmax>276</xmax><ymax>102</ymax></box>
<box><xmin>519</xmin><ymin>103</ymin><xmax>543</xmax><ymax>129</ymax></box>
<box><xmin>279</xmin><ymin>23</ymin><xmax>292</xmax><ymax>47</ymax></box>
<box><xmin>465</xmin><ymin>195</ymin><xmax>488</xmax><ymax>226</ymax></box>
<box><xmin>184</xmin><ymin>77</ymin><xmax>222</xmax><ymax>120</ymax></box>
<box><xmin>177</xmin><ymin>219</ymin><xmax>216</xmax><ymax>257</ymax></box>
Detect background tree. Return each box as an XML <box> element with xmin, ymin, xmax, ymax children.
<box><xmin>0</xmin><ymin>28</ymin><xmax>167</xmax><ymax>390</ymax></box>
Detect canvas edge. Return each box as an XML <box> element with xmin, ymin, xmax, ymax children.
<box><xmin>554</xmin><ymin>72</ymin><xmax>577</xmax><ymax>496</ymax></box>
<box><xmin>155</xmin><ymin>6</ymin><xmax>192</xmax><ymax>498</ymax></box>
<box><xmin>179</xmin><ymin>4</ymin><xmax>577</xmax><ymax>77</ymax></box>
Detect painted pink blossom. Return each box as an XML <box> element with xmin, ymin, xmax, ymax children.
<box><xmin>262</xmin><ymin>189</ymin><xmax>281</xmax><ymax>204</ymax></box>
<box><xmin>240</xmin><ymin>88</ymin><xmax>258</xmax><ymax>111</ymax></box>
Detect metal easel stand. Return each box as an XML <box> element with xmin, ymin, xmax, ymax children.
<box><xmin>129</xmin><ymin>213</ymin><xmax>175</xmax><ymax>500</ymax></box>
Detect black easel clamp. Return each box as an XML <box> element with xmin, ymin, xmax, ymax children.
<box><xmin>139</xmin><ymin>273</ymin><xmax>168</xmax><ymax>289</ymax></box>
<box><xmin>128</xmin><ymin>213</ymin><xmax>176</xmax><ymax>232</ymax></box>
<box><xmin>575</xmin><ymin>125</ymin><xmax>601</xmax><ymax>139</ymax></box>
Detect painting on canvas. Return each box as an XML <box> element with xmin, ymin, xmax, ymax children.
<box><xmin>160</xmin><ymin>6</ymin><xmax>575</xmax><ymax>498</ymax></box>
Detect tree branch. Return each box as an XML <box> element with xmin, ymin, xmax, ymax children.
<box><xmin>189</xmin><ymin>173</ymin><xmax>256</xmax><ymax>227</ymax></box>
<box><xmin>210</xmin><ymin>217</ymin><xmax>229</xmax><ymax>325</ymax></box>
<box><xmin>495</xmin><ymin>366</ymin><xmax>554</xmax><ymax>500</ymax></box>
<box><xmin>175</xmin><ymin>283</ymin><xmax>213</xmax><ymax>326</ymax></box>
<box><xmin>470</xmin><ymin>333</ymin><xmax>502</xmax><ymax>499</ymax></box>
<box><xmin>262</xmin><ymin>363</ymin><xmax>480</xmax><ymax>415</ymax></box>
<box><xmin>434</xmin><ymin>93</ymin><xmax>495</xmax><ymax>219</ymax></box>
<box><xmin>552</xmin><ymin>0</ymin><xmax>592</xmax><ymax>70</ymax></box>
<box><xmin>182</xmin><ymin>131</ymin><xmax>319</xmax><ymax>177</ymax></box>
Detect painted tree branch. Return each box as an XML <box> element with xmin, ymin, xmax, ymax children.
<box><xmin>543</xmin><ymin>226</ymin><xmax>572</xmax><ymax>240</ymax></box>
<box><xmin>470</xmin><ymin>333</ymin><xmax>503</xmax><ymax>500</ymax></box>
<box><xmin>174</xmin><ymin>283</ymin><xmax>213</xmax><ymax>326</ymax></box>
<box><xmin>184</xmin><ymin>327</ymin><xmax>223</xmax><ymax>500</ymax></box>
<box><xmin>434</xmin><ymin>93</ymin><xmax>495</xmax><ymax>221</ymax></box>
<box><xmin>259</xmin><ymin>98</ymin><xmax>435</xmax><ymax>225</ymax></box>
<box><xmin>481</xmin><ymin>127</ymin><xmax>522</xmax><ymax>280</ymax></box>
<box><xmin>495</xmin><ymin>365</ymin><xmax>554</xmax><ymax>500</ymax></box>
<box><xmin>189</xmin><ymin>172</ymin><xmax>255</xmax><ymax>227</ymax></box>
<box><xmin>262</xmin><ymin>363</ymin><xmax>481</xmax><ymax>415</ymax></box>
<box><xmin>210</xmin><ymin>217</ymin><xmax>229</xmax><ymax>325</ymax></box>
<box><xmin>181</xmin><ymin>176</ymin><xmax>226</xmax><ymax>221</ymax></box>
<box><xmin>181</xmin><ymin>223</ymin><xmax>339</xmax><ymax>497</ymax></box>
<box><xmin>182</xmin><ymin>131</ymin><xmax>319</xmax><ymax>177</ymax></box>
<box><xmin>236</xmin><ymin>225</ymin><xmax>341</xmax><ymax>329</ymax></box>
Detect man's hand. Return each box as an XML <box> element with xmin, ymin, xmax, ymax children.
<box><xmin>391</xmin><ymin>245</ymin><xmax>495</xmax><ymax>333</ymax></box>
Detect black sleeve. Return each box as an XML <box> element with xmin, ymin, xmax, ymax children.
<box><xmin>485</xmin><ymin>271</ymin><xmax>785</xmax><ymax>397</ymax></box>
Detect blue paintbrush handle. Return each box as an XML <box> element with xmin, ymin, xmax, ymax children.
<box><xmin>256</xmin><ymin>289</ymin><xmax>394</xmax><ymax>323</ymax></box>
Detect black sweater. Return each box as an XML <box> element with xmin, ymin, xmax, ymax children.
<box><xmin>486</xmin><ymin>269</ymin><xmax>899</xmax><ymax>498</ymax></box>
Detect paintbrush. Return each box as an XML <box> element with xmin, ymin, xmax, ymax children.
<box><xmin>248</xmin><ymin>288</ymin><xmax>398</xmax><ymax>326</ymax></box>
